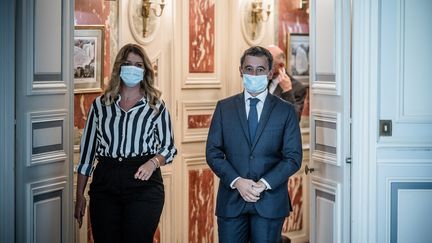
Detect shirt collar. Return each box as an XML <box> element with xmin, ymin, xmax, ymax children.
<box><xmin>244</xmin><ymin>89</ymin><xmax>268</xmax><ymax>104</ymax></box>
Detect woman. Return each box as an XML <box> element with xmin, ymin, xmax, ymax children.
<box><xmin>74</xmin><ymin>43</ymin><xmax>177</xmax><ymax>243</ymax></box>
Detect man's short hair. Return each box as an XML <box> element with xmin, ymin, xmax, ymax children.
<box><xmin>240</xmin><ymin>46</ymin><xmax>273</xmax><ymax>71</ymax></box>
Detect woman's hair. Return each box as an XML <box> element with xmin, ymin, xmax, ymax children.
<box><xmin>102</xmin><ymin>43</ymin><xmax>161</xmax><ymax>111</ymax></box>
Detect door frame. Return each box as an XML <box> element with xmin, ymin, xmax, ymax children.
<box><xmin>0</xmin><ymin>0</ymin><xmax>16</xmax><ymax>242</ymax></box>
<box><xmin>351</xmin><ymin>0</ymin><xmax>379</xmax><ymax>242</ymax></box>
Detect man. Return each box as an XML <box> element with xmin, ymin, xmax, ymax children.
<box><xmin>267</xmin><ymin>45</ymin><xmax>308</xmax><ymax>121</ymax></box>
<box><xmin>206</xmin><ymin>46</ymin><xmax>302</xmax><ymax>242</ymax></box>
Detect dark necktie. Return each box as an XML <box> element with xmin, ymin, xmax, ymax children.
<box><xmin>248</xmin><ymin>98</ymin><xmax>259</xmax><ymax>142</ymax></box>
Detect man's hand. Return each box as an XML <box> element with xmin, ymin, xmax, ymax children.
<box><xmin>277</xmin><ymin>67</ymin><xmax>292</xmax><ymax>92</ymax></box>
<box><xmin>253</xmin><ymin>180</ymin><xmax>267</xmax><ymax>194</ymax></box>
<box><xmin>234</xmin><ymin>178</ymin><xmax>262</xmax><ymax>202</ymax></box>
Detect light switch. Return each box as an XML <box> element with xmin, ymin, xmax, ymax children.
<box><xmin>379</xmin><ymin>120</ymin><xmax>392</xmax><ymax>136</ymax></box>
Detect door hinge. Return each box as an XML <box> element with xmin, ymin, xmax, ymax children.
<box><xmin>345</xmin><ymin>157</ymin><xmax>352</xmax><ymax>164</ymax></box>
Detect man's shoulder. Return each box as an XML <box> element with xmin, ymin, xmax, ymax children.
<box><xmin>218</xmin><ymin>93</ymin><xmax>242</xmax><ymax>105</ymax></box>
<box><xmin>270</xmin><ymin>93</ymin><xmax>296</xmax><ymax>110</ymax></box>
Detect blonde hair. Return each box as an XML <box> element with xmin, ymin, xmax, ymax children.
<box><xmin>103</xmin><ymin>43</ymin><xmax>161</xmax><ymax>111</ymax></box>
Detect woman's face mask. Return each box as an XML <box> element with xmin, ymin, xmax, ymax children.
<box><xmin>120</xmin><ymin>66</ymin><xmax>144</xmax><ymax>87</ymax></box>
<box><xmin>242</xmin><ymin>74</ymin><xmax>268</xmax><ymax>94</ymax></box>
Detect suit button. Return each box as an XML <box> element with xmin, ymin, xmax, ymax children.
<box><xmin>118</xmin><ymin>157</ymin><xmax>123</xmax><ymax>162</ymax></box>
<box><xmin>247</xmin><ymin>173</ymin><xmax>250</xmax><ymax>177</ymax></box>
<box><xmin>250</xmin><ymin>155</ymin><xmax>254</xmax><ymax>160</ymax></box>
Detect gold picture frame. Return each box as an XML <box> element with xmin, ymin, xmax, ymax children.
<box><xmin>73</xmin><ymin>25</ymin><xmax>104</xmax><ymax>93</ymax></box>
<box><xmin>286</xmin><ymin>33</ymin><xmax>309</xmax><ymax>84</ymax></box>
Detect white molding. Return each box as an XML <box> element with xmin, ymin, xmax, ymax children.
<box><xmin>160</xmin><ymin>171</ymin><xmax>174</xmax><ymax>243</ymax></box>
<box><xmin>181</xmin><ymin>101</ymin><xmax>216</xmax><ymax>143</ymax></box>
<box><xmin>351</xmin><ymin>0</ymin><xmax>380</xmax><ymax>242</ymax></box>
<box><xmin>310</xmin><ymin>177</ymin><xmax>342</xmax><ymax>243</ymax></box>
<box><xmin>26</xmin><ymin>0</ymin><xmax>67</xmax><ymax>96</ymax></box>
<box><xmin>310</xmin><ymin>0</ymin><xmax>342</xmax><ymax>96</ymax></box>
<box><xmin>183</xmin><ymin>153</ymin><xmax>208</xmax><ymax>168</ymax></box>
<box><xmin>27</xmin><ymin>110</ymin><xmax>68</xmax><ymax>166</ymax></box>
<box><xmin>27</xmin><ymin>177</ymin><xmax>67</xmax><ymax>243</ymax></box>
<box><xmin>310</xmin><ymin>110</ymin><xmax>341</xmax><ymax>166</ymax></box>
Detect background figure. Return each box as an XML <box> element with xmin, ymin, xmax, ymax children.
<box><xmin>74</xmin><ymin>43</ymin><xmax>177</xmax><ymax>243</ymax></box>
<box><xmin>206</xmin><ymin>46</ymin><xmax>302</xmax><ymax>242</ymax></box>
<box><xmin>267</xmin><ymin>45</ymin><xmax>308</xmax><ymax>121</ymax></box>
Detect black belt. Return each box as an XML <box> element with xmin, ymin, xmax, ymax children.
<box><xmin>97</xmin><ymin>155</ymin><xmax>154</xmax><ymax>166</ymax></box>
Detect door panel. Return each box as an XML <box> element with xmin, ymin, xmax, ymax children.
<box><xmin>15</xmin><ymin>0</ymin><xmax>74</xmax><ymax>242</ymax></box>
<box><xmin>377</xmin><ymin>0</ymin><xmax>432</xmax><ymax>242</ymax></box>
<box><xmin>309</xmin><ymin>0</ymin><xmax>351</xmax><ymax>242</ymax></box>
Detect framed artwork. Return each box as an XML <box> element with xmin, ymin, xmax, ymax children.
<box><xmin>287</xmin><ymin>33</ymin><xmax>309</xmax><ymax>83</ymax></box>
<box><xmin>74</xmin><ymin>25</ymin><xmax>104</xmax><ymax>93</ymax></box>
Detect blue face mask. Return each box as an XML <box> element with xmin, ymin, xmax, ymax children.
<box><xmin>120</xmin><ymin>66</ymin><xmax>144</xmax><ymax>87</ymax></box>
<box><xmin>242</xmin><ymin>74</ymin><xmax>268</xmax><ymax>94</ymax></box>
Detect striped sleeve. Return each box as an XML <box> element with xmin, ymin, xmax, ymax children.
<box><xmin>156</xmin><ymin>104</ymin><xmax>177</xmax><ymax>163</ymax></box>
<box><xmin>76</xmin><ymin>100</ymin><xmax>99</xmax><ymax>176</ymax></box>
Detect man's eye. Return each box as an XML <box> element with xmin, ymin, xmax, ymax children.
<box><xmin>123</xmin><ymin>62</ymin><xmax>132</xmax><ymax>66</ymax></box>
<box><xmin>257</xmin><ymin>68</ymin><xmax>266</xmax><ymax>74</ymax></box>
<box><xmin>136</xmin><ymin>64</ymin><xmax>144</xmax><ymax>68</ymax></box>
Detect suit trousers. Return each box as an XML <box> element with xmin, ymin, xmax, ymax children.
<box><xmin>217</xmin><ymin>202</ymin><xmax>285</xmax><ymax>243</ymax></box>
<box><xmin>89</xmin><ymin>156</ymin><xmax>164</xmax><ymax>243</ymax></box>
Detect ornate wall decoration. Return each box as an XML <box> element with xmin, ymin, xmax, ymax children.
<box><xmin>240</xmin><ymin>0</ymin><xmax>269</xmax><ymax>45</ymax></box>
<box><xmin>189</xmin><ymin>0</ymin><xmax>215</xmax><ymax>73</ymax></box>
<box><xmin>128</xmin><ymin>0</ymin><xmax>161</xmax><ymax>44</ymax></box>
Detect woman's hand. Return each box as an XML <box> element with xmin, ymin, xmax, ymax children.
<box><xmin>134</xmin><ymin>160</ymin><xmax>156</xmax><ymax>180</ymax></box>
<box><xmin>74</xmin><ymin>194</ymin><xmax>86</xmax><ymax>228</ymax></box>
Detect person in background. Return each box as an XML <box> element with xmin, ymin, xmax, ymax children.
<box><xmin>267</xmin><ymin>44</ymin><xmax>308</xmax><ymax>121</ymax></box>
<box><xmin>74</xmin><ymin>43</ymin><xmax>177</xmax><ymax>243</ymax></box>
<box><xmin>206</xmin><ymin>46</ymin><xmax>302</xmax><ymax>242</ymax></box>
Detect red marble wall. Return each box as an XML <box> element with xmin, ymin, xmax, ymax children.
<box><xmin>74</xmin><ymin>2</ymin><xmax>111</xmax><ymax>241</ymax></box>
<box><xmin>189</xmin><ymin>0</ymin><xmax>215</xmax><ymax>73</ymax></box>
<box><xmin>283</xmin><ymin>174</ymin><xmax>303</xmax><ymax>232</ymax></box>
<box><xmin>188</xmin><ymin>114</ymin><xmax>212</xmax><ymax>129</ymax></box>
<box><xmin>278</xmin><ymin>0</ymin><xmax>309</xmax><ymax>55</ymax></box>
<box><xmin>74</xmin><ymin>0</ymin><xmax>111</xmax><ymax>132</ymax></box>
<box><xmin>189</xmin><ymin>168</ymin><xmax>215</xmax><ymax>243</ymax></box>
<box><xmin>75</xmin><ymin>0</ymin><xmax>111</xmax><ymax>81</ymax></box>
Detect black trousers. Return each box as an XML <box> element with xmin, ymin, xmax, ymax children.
<box><xmin>89</xmin><ymin>155</ymin><xmax>164</xmax><ymax>243</ymax></box>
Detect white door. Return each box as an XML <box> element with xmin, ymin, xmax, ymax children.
<box><xmin>15</xmin><ymin>0</ymin><xmax>74</xmax><ymax>242</ymax></box>
<box><xmin>308</xmin><ymin>0</ymin><xmax>351</xmax><ymax>242</ymax></box>
<box><xmin>375</xmin><ymin>0</ymin><xmax>432</xmax><ymax>242</ymax></box>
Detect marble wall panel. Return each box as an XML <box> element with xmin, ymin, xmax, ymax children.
<box><xmin>189</xmin><ymin>0</ymin><xmax>215</xmax><ymax>73</ymax></box>
<box><xmin>75</xmin><ymin>0</ymin><xmax>111</xmax><ymax>81</ymax></box>
<box><xmin>277</xmin><ymin>0</ymin><xmax>309</xmax><ymax>54</ymax></box>
<box><xmin>189</xmin><ymin>168</ymin><xmax>214</xmax><ymax>243</ymax></box>
<box><xmin>283</xmin><ymin>174</ymin><xmax>303</xmax><ymax>232</ymax></box>
<box><xmin>188</xmin><ymin>114</ymin><xmax>212</xmax><ymax>129</ymax></box>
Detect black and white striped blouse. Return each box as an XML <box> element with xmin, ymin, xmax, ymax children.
<box><xmin>77</xmin><ymin>95</ymin><xmax>177</xmax><ymax>176</ymax></box>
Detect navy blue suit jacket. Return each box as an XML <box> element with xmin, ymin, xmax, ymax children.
<box><xmin>206</xmin><ymin>92</ymin><xmax>302</xmax><ymax>219</ymax></box>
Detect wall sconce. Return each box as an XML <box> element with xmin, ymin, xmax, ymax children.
<box><xmin>142</xmin><ymin>0</ymin><xmax>165</xmax><ymax>37</ymax></box>
<box><xmin>250</xmin><ymin>0</ymin><xmax>271</xmax><ymax>40</ymax></box>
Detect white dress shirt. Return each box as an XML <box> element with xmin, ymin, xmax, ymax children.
<box><xmin>230</xmin><ymin>90</ymin><xmax>272</xmax><ymax>190</ymax></box>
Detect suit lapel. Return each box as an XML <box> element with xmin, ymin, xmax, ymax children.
<box><xmin>234</xmin><ymin>93</ymin><xmax>251</xmax><ymax>146</ymax></box>
<box><xmin>251</xmin><ymin>94</ymin><xmax>276</xmax><ymax>150</ymax></box>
